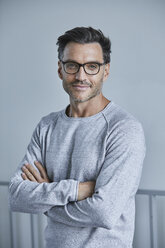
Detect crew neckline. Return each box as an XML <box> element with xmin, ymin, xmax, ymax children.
<box><xmin>61</xmin><ymin>101</ymin><xmax>114</xmax><ymax>122</ymax></box>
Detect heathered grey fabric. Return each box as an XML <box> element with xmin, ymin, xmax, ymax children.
<box><xmin>9</xmin><ymin>101</ymin><xmax>146</xmax><ymax>248</ymax></box>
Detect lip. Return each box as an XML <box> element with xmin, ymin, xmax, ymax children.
<box><xmin>72</xmin><ymin>85</ymin><xmax>90</xmax><ymax>91</ymax></box>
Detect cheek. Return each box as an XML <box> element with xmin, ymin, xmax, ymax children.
<box><xmin>91</xmin><ymin>75</ymin><xmax>104</xmax><ymax>87</ymax></box>
<box><xmin>62</xmin><ymin>73</ymin><xmax>76</xmax><ymax>83</ymax></box>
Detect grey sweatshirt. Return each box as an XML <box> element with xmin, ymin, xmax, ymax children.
<box><xmin>9</xmin><ymin>101</ymin><xmax>146</xmax><ymax>248</ymax></box>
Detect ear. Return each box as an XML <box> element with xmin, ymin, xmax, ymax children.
<box><xmin>58</xmin><ymin>61</ymin><xmax>63</xmax><ymax>80</ymax></box>
<box><xmin>103</xmin><ymin>63</ymin><xmax>110</xmax><ymax>82</ymax></box>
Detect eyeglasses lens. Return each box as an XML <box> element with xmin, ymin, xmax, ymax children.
<box><xmin>85</xmin><ymin>63</ymin><xmax>99</xmax><ymax>74</ymax></box>
<box><xmin>65</xmin><ymin>62</ymin><xmax>79</xmax><ymax>73</ymax></box>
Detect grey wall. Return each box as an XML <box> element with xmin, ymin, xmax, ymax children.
<box><xmin>1</xmin><ymin>0</ymin><xmax>165</xmax><ymax>247</ymax></box>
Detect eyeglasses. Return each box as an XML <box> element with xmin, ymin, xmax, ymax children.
<box><xmin>60</xmin><ymin>60</ymin><xmax>106</xmax><ymax>75</ymax></box>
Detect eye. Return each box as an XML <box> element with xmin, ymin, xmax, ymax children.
<box><xmin>66</xmin><ymin>62</ymin><xmax>77</xmax><ymax>69</ymax></box>
<box><xmin>86</xmin><ymin>63</ymin><xmax>98</xmax><ymax>70</ymax></box>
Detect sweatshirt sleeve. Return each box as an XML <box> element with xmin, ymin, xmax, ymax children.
<box><xmin>44</xmin><ymin>120</ymin><xmax>146</xmax><ymax>229</ymax></box>
<box><xmin>9</xmin><ymin>119</ymin><xmax>79</xmax><ymax>214</ymax></box>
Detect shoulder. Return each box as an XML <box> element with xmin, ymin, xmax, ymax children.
<box><xmin>35</xmin><ymin>109</ymin><xmax>63</xmax><ymax>132</ymax></box>
<box><xmin>104</xmin><ymin>102</ymin><xmax>144</xmax><ymax>133</ymax></box>
<box><xmin>104</xmin><ymin>102</ymin><xmax>145</xmax><ymax>150</ymax></box>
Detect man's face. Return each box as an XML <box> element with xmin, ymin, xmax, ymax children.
<box><xmin>58</xmin><ymin>42</ymin><xmax>110</xmax><ymax>103</ymax></box>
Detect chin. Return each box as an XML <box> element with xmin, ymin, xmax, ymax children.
<box><xmin>71</xmin><ymin>94</ymin><xmax>98</xmax><ymax>103</ymax></box>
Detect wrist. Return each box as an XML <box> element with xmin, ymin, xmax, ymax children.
<box><xmin>78</xmin><ymin>182</ymin><xmax>85</xmax><ymax>201</ymax></box>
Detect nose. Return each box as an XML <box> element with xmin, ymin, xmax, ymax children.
<box><xmin>75</xmin><ymin>66</ymin><xmax>88</xmax><ymax>81</ymax></box>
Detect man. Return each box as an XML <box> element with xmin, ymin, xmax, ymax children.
<box><xmin>9</xmin><ymin>27</ymin><xmax>146</xmax><ymax>247</ymax></box>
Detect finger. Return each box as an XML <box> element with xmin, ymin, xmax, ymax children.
<box><xmin>24</xmin><ymin>164</ymin><xmax>43</xmax><ymax>182</ymax></box>
<box><xmin>21</xmin><ymin>173</ymin><xmax>28</xmax><ymax>180</ymax></box>
<box><xmin>22</xmin><ymin>166</ymin><xmax>37</xmax><ymax>182</ymax></box>
<box><xmin>34</xmin><ymin>161</ymin><xmax>48</xmax><ymax>179</ymax></box>
<box><xmin>22</xmin><ymin>166</ymin><xmax>36</xmax><ymax>181</ymax></box>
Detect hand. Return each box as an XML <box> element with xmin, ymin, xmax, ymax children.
<box><xmin>21</xmin><ymin>161</ymin><xmax>50</xmax><ymax>183</ymax></box>
<box><xmin>78</xmin><ymin>181</ymin><xmax>96</xmax><ymax>201</ymax></box>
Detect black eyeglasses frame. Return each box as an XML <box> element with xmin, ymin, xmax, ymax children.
<box><xmin>60</xmin><ymin>60</ymin><xmax>106</xmax><ymax>75</ymax></box>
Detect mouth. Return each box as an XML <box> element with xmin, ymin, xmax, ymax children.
<box><xmin>72</xmin><ymin>85</ymin><xmax>90</xmax><ymax>91</ymax></box>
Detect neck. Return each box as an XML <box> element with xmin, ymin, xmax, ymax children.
<box><xmin>67</xmin><ymin>95</ymin><xmax>110</xmax><ymax>118</ymax></box>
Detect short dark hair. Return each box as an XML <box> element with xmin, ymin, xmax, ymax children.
<box><xmin>56</xmin><ymin>27</ymin><xmax>111</xmax><ymax>63</ymax></box>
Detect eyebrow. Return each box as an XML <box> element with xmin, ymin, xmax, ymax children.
<box><xmin>62</xmin><ymin>59</ymin><xmax>103</xmax><ymax>64</ymax></box>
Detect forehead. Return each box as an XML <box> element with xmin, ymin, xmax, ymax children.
<box><xmin>62</xmin><ymin>42</ymin><xmax>103</xmax><ymax>63</ymax></box>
